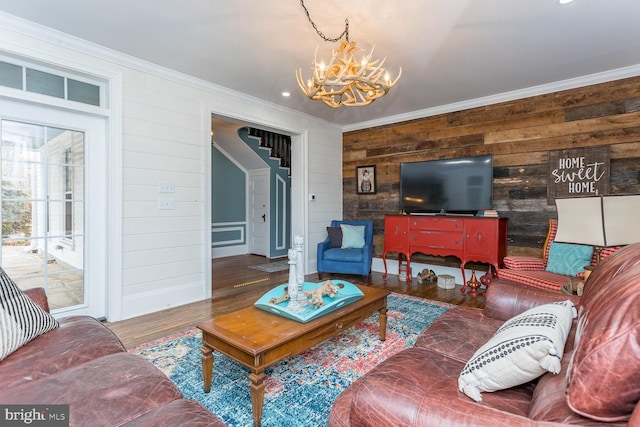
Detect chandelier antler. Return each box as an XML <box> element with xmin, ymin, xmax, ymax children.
<box><xmin>296</xmin><ymin>0</ymin><xmax>402</xmax><ymax>108</ymax></box>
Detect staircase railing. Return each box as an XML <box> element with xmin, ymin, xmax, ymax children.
<box><xmin>247</xmin><ymin>128</ymin><xmax>291</xmax><ymax>172</ymax></box>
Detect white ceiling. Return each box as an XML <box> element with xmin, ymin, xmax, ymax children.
<box><xmin>2</xmin><ymin>0</ymin><xmax>640</xmax><ymax>129</ymax></box>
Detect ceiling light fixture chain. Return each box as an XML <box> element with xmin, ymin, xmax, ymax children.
<box><xmin>299</xmin><ymin>0</ymin><xmax>349</xmax><ymax>43</ymax></box>
<box><xmin>296</xmin><ymin>0</ymin><xmax>401</xmax><ymax>108</ymax></box>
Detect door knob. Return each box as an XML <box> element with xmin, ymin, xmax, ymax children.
<box><xmin>262</xmin><ymin>214</ymin><xmax>266</xmax><ymax>222</ymax></box>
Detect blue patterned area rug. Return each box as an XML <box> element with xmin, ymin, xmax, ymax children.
<box><xmin>129</xmin><ymin>294</ymin><xmax>451</xmax><ymax>427</ymax></box>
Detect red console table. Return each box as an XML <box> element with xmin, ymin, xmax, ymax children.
<box><xmin>382</xmin><ymin>215</ymin><xmax>507</xmax><ymax>291</ymax></box>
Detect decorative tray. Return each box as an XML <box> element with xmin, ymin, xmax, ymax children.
<box><xmin>254</xmin><ymin>280</ymin><xmax>364</xmax><ymax>323</ymax></box>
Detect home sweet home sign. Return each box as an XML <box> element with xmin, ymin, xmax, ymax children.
<box><xmin>547</xmin><ymin>146</ymin><xmax>610</xmax><ymax>204</ymax></box>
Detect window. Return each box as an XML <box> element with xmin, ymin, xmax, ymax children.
<box><xmin>0</xmin><ymin>59</ymin><xmax>103</xmax><ymax>107</ymax></box>
<box><xmin>64</xmin><ymin>147</ymin><xmax>73</xmax><ymax>240</ymax></box>
<box><xmin>1</xmin><ymin>119</ymin><xmax>85</xmax><ymax>311</ymax></box>
<box><xmin>0</xmin><ymin>56</ymin><xmax>110</xmax><ymax>319</ymax></box>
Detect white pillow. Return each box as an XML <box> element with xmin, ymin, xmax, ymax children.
<box><xmin>458</xmin><ymin>300</ymin><xmax>576</xmax><ymax>402</ymax></box>
<box><xmin>340</xmin><ymin>224</ymin><xmax>365</xmax><ymax>249</ymax></box>
<box><xmin>0</xmin><ymin>268</ymin><xmax>59</xmax><ymax>361</ymax></box>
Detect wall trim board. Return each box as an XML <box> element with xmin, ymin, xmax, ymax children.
<box><xmin>212</xmin><ymin>244</ymin><xmax>248</xmax><ymax>259</ymax></box>
<box><xmin>0</xmin><ymin>11</ymin><xmax>340</xmax><ymax>130</ymax></box>
<box><xmin>120</xmin><ymin>280</ymin><xmax>207</xmax><ymax>320</ymax></box>
<box><xmin>4</xmin><ymin>10</ymin><xmax>637</xmax><ymax>137</ymax></box>
<box><xmin>344</xmin><ymin>64</ymin><xmax>640</xmax><ymax>132</ymax></box>
<box><xmin>276</xmin><ymin>174</ymin><xmax>288</xmax><ymax>251</ymax></box>
<box><xmin>371</xmin><ymin>257</ymin><xmax>479</xmax><ymax>287</ymax></box>
<box><xmin>211</xmin><ymin>224</ymin><xmax>245</xmax><ymax>246</ymax></box>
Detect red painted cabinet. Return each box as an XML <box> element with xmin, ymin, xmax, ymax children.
<box><xmin>382</xmin><ymin>215</ymin><xmax>410</xmax><ymax>279</ymax></box>
<box><xmin>383</xmin><ymin>215</ymin><xmax>508</xmax><ymax>287</ymax></box>
<box><xmin>409</xmin><ymin>216</ymin><xmax>465</xmax><ymax>260</ymax></box>
<box><xmin>464</xmin><ymin>217</ymin><xmax>508</xmax><ymax>271</ymax></box>
<box><xmin>384</xmin><ymin>215</ymin><xmax>409</xmax><ymax>253</ymax></box>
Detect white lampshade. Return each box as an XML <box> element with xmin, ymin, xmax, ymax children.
<box><xmin>555</xmin><ymin>194</ymin><xmax>640</xmax><ymax>247</ymax></box>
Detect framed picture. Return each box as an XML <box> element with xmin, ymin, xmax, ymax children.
<box><xmin>356</xmin><ymin>165</ymin><xmax>376</xmax><ymax>194</ymax></box>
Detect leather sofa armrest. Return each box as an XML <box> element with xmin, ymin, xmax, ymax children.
<box><xmin>485</xmin><ymin>281</ymin><xmax>580</xmax><ymax>321</ymax></box>
<box><xmin>24</xmin><ymin>287</ymin><xmax>51</xmax><ymax>313</ymax></box>
<box><xmin>414</xmin><ymin>394</ymin><xmax>549</xmax><ymax>427</ymax></box>
<box><xmin>628</xmin><ymin>402</ymin><xmax>640</xmax><ymax>427</ymax></box>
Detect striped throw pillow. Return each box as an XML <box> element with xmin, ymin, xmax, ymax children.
<box><xmin>0</xmin><ymin>267</ymin><xmax>59</xmax><ymax>361</ymax></box>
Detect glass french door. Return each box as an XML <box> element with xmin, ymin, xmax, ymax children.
<box><xmin>0</xmin><ymin>100</ymin><xmax>107</xmax><ymax>318</ymax></box>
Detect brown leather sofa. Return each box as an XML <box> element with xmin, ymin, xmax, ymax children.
<box><xmin>329</xmin><ymin>242</ymin><xmax>640</xmax><ymax>426</ymax></box>
<box><xmin>0</xmin><ymin>287</ymin><xmax>226</xmax><ymax>427</ymax></box>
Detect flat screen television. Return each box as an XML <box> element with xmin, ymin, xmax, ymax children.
<box><xmin>400</xmin><ymin>154</ymin><xmax>494</xmax><ymax>214</ymax></box>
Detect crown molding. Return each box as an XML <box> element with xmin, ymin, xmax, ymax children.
<box><xmin>2</xmin><ymin>11</ymin><xmax>639</xmax><ymax>134</ymax></box>
<box><xmin>0</xmin><ymin>11</ymin><xmax>340</xmax><ymax>131</ymax></box>
<box><xmin>343</xmin><ymin>64</ymin><xmax>640</xmax><ymax>132</ymax></box>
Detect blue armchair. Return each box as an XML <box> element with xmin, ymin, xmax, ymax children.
<box><xmin>317</xmin><ymin>220</ymin><xmax>374</xmax><ymax>280</ymax></box>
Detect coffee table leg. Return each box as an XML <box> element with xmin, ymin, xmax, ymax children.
<box><xmin>201</xmin><ymin>345</ymin><xmax>213</xmax><ymax>393</ymax></box>
<box><xmin>248</xmin><ymin>372</ymin><xmax>266</xmax><ymax>427</ymax></box>
<box><xmin>379</xmin><ymin>306</ymin><xmax>388</xmax><ymax>341</ymax></box>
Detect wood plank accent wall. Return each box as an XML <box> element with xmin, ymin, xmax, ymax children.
<box><xmin>343</xmin><ymin>76</ymin><xmax>640</xmax><ymax>264</ymax></box>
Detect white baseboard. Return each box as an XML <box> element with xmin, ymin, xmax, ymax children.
<box><xmin>120</xmin><ymin>280</ymin><xmax>208</xmax><ymax>320</ymax></box>
<box><xmin>212</xmin><ymin>244</ymin><xmax>248</xmax><ymax>259</ymax></box>
<box><xmin>371</xmin><ymin>257</ymin><xmax>488</xmax><ymax>285</ymax></box>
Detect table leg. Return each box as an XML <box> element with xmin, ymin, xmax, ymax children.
<box><xmin>201</xmin><ymin>345</ymin><xmax>213</xmax><ymax>393</ymax></box>
<box><xmin>248</xmin><ymin>372</ymin><xmax>266</xmax><ymax>427</ymax></box>
<box><xmin>459</xmin><ymin>263</ymin><xmax>468</xmax><ymax>293</ymax></box>
<box><xmin>378</xmin><ymin>305</ymin><xmax>388</xmax><ymax>341</ymax></box>
<box><xmin>382</xmin><ymin>251</ymin><xmax>388</xmax><ymax>279</ymax></box>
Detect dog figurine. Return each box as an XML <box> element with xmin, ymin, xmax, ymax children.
<box><xmin>304</xmin><ymin>280</ymin><xmax>344</xmax><ymax>309</ymax></box>
<box><xmin>417</xmin><ymin>269</ymin><xmax>437</xmax><ymax>285</ymax></box>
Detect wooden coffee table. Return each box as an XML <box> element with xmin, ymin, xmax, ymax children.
<box><xmin>196</xmin><ymin>284</ymin><xmax>390</xmax><ymax>427</ymax></box>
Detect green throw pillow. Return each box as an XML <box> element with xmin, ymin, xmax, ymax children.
<box><xmin>340</xmin><ymin>224</ymin><xmax>365</xmax><ymax>249</ymax></box>
<box><xmin>545</xmin><ymin>242</ymin><xmax>593</xmax><ymax>276</ymax></box>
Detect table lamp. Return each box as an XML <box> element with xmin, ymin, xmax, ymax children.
<box><xmin>554</xmin><ymin>194</ymin><xmax>640</xmax><ymax>263</ymax></box>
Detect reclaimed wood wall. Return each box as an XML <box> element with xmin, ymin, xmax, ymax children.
<box><xmin>343</xmin><ymin>76</ymin><xmax>640</xmax><ymax>264</ymax></box>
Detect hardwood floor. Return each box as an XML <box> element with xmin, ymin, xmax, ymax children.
<box><xmin>107</xmin><ymin>254</ymin><xmax>485</xmax><ymax>348</ymax></box>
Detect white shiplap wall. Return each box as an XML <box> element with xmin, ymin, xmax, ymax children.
<box><xmin>307</xmin><ymin>126</ymin><xmax>344</xmax><ymax>261</ymax></box>
<box><xmin>0</xmin><ymin>12</ymin><xmax>343</xmax><ymax>321</ymax></box>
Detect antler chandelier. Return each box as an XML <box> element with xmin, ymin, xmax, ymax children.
<box><xmin>295</xmin><ymin>0</ymin><xmax>402</xmax><ymax>108</ymax></box>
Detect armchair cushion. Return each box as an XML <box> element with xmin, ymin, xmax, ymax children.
<box><xmin>340</xmin><ymin>224</ymin><xmax>365</xmax><ymax>249</ymax></box>
<box><xmin>327</xmin><ymin>226</ymin><xmax>342</xmax><ymax>248</ymax></box>
<box><xmin>0</xmin><ymin>268</ymin><xmax>59</xmax><ymax>361</ymax></box>
<box><xmin>497</xmin><ymin>270</ymin><xmax>575</xmax><ymax>293</ymax></box>
<box><xmin>323</xmin><ymin>248</ymin><xmax>364</xmax><ymax>263</ymax></box>
<box><xmin>503</xmin><ymin>256</ymin><xmax>547</xmax><ymax>271</ymax></box>
<box><xmin>545</xmin><ymin>242</ymin><xmax>593</xmax><ymax>276</ymax></box>
<box><xmin>458</xmin><ymin>300</ymin><xmax>576</xmax><ymax>402</ymax></box>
